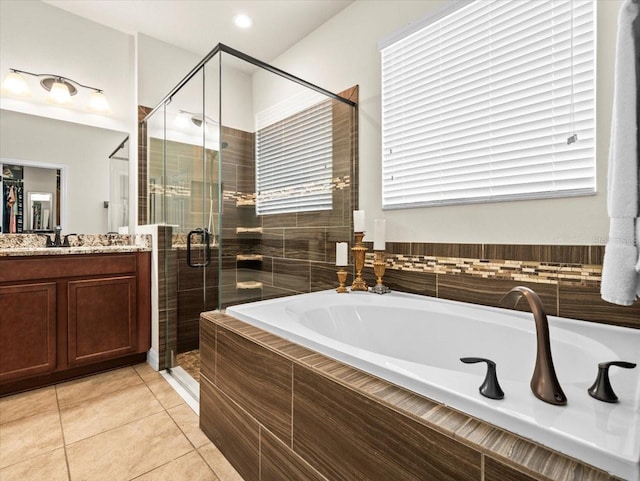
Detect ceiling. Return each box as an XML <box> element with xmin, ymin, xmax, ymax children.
<box><xmin>42</xmin><ymin>0</ymin><xmax>354</xmax><ymax>63</ymax></box>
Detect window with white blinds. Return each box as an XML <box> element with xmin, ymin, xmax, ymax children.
<box><xmin>380</xmin><ymin>0</ymin><xmax>595</xmax><ymax>209</ymax></box>
<box><xmin>255</xmin><ymin>97</ymin><xmax>333</xmax><ymax>215</ymax></box>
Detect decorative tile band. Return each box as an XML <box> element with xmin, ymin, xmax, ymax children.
<box><xmin>365</xmin><ymin>253</ymin><xmax>602</xmax><ymax>287</ymax></box>
<box><xmin>221</xmin><ymin>175</ymin><xmax>351</xmax><ymax>205</ymax></box>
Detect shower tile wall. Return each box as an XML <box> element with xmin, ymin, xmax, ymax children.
<box><xmin>137</xmin><ymin>106</ymin><xmax>151</xmax><ymax>226</ymax></box>
<box><xmin>139</xmin><ymin>86</ymin><xmax>358</xmax><ymax>356</ymax></box>
<box><xmin>156</xmin><ymin>225</ymin><xmax>177</xmax><ymax>370</ymax></box>
<box><xmin>218</xmin><ymin>86</ymin><xmax>359</xmax><ymax>309</ymax></box>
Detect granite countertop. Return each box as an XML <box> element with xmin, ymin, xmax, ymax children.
<box><xmin>0</xmin><ymin>233</ymin><xmax>152</xmax><ymax>257</ymax></box>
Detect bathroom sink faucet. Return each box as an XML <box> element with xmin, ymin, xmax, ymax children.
<box><xmin>45</xmin><ymin>226</ymin><xmax>75</xmax><ymax>248</ymax></box>
<box><xmin>500</xmin><ymin>286</ymin><xmax>567</xmax><ymax>406</ymax></box>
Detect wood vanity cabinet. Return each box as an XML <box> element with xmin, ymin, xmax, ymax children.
<box><xmin>0</xmin><ymin>252</ymin><xmax>151</xmax><ymax>394</ymax></box>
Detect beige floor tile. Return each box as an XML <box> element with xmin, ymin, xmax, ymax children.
<box><xmin>132</xmin><ymin>450</ymin><xmax>219</xmax><ymax>481</ymax></box>
<box><xmin>60</xmin><ymin>383</ymin><xmax>164</xmax><ymax>444</ymax></box>
<box><xmin>0</xmin><ymin>447</ymin><xmax>68</xmax><ymax>481</ymax></box>
<box><xmin>167</xmin><ymin>403</ymin><xmax>210</xmax><ymax>448</ymax></box>
<box><xmin>0</xmin><ymin>410</ymin><xmax>63</xmax><ymax>469</ymax></box>
<box><xmin>56</xmin><ymin>366</ymin><xmax>143</xmax><ymax>408</ymax></box>
<box><xmin>133</xmin><ymin>362</ymin><xmax>163</xmax><ymax>383</ymax></box>
<box><xmin>66</xmin><ymin>411</ymin><xmax>193</xmax><ymax>481</ymax></box>
<box><xmin>147</xmin><ymin>378</ymin><xmax>185</xmax><ymax>409</ymax></box>
<box><xmin>198</xmin><ymin>441</ymin><xmax>245</xmax><ymax>481</ymax></box>
<box><xmin>0</xmin><ymin>386</ymin><xmax>57</xmax><ymax>425</ymax></box>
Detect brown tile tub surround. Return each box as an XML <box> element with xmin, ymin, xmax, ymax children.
<box><xmin>362</xmin><ymin>242</ymin><xmax>639</xmax><ymax>330</ymax></box>
<box><xmin>200</xmin><ymin>312</ymin><xmax>624</xmax><ymax>481</ymax></box>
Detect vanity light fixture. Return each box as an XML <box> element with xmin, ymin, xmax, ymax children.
<box><xmin>2</xmin><ymin>68</ymin><xmax>110</xmax><ymax>113</ymax></box>
<box><xmin>1</xmin><ymin>70</ymin><xmax>30</xmax><ymax>96</ymax></box>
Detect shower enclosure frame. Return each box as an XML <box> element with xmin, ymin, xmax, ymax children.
<box><xmin>141</xmin><ymin>43</ymin><xmax>357</xmax><ymax>398</ymax></box>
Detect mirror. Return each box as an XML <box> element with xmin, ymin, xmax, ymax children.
<box><xmin>0</xmin><ymin>109</ymin><xmax>128</xmax><ymax>234</ymax></box>
<box><xmin>28</xmin><ymin>192</ymin><xmax>53</xmax><ymax>231</ymax></box>
<box><xmin>108</xmin><ymin>137</ymin><xmax>129</xmax><ymax>233</ymax></box>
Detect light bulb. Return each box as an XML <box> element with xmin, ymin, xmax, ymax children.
<box><xmin>89</xmin><ymin>91</ymin><xmax>110</xmax><ymax>112</ymax></box>
<box><xmin>2</xmin><ymin>71</ymin><xmax>30</xmax><ymax>96</ymax></box>
<box><xmin>233</xmin><ymin>14</ymin><xmax>253</xmax><ymax>28</ymax></box>
<box><xmin>48</xmin><ymin>80</ymin><xmax>71</xmax><ymax>104</ymax></box>
<box><xmin>175</xmin><ymin>111</ymin><xmax>190</xmax><ymax>129</ymax></box>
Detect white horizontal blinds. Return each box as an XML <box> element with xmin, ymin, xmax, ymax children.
<box><xmin>381</xmin><ymin>0</ymin><xmax>595</xmax><ymax>208</ymax></box>
<box><xmin>255</xmin><ymin>95</ymin><xmax>333</xmax><ymax>215</ymax></box>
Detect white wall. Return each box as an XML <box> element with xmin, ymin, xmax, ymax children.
<box><xmin>0</xmin><ymin>110</ymin><xmax>126</xmax><ymax>234</ymax></box>
<box><xmin>138</xmin><ymin>34</ymin><xmax>254</xmax><ymax>133</ymax></box>
<box><xmin>260</xmin><ymin>0</ymin><xmax>621</xmax><ymax>245</ymax></box>
<box><xmin>137</xmin><ymin>34</ymin><xmax>202</xmax><ymax>110</ymax></box>
<box><xmin>221</xmin><ymin>58</ymin><xmax>254</xmax><ymax>133</ymax></box>
<box><xmin>0</xmin><ymin>0</ymin><xmax>134</xmax><ymax>133</ymax></box>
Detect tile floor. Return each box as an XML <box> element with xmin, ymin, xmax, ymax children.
<box><xmin>176</xmin><ymin>349</ymin><xmax>200</xmax><ymax>382</ymax></box>
<box><xmin>0</xmin><ymin>363</ymin><xmax>245</xmax><ymax>481</ymax></box>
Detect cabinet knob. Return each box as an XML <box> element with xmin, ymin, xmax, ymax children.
<box><xmin>461</xmin><ymin>357</ymin><xmax>504</xmax><ymax>400</ymax></box>
<box><xmin>588</xmin><ymin>361</ymin><xmax>636</xmax><ymax>403</ymax></box>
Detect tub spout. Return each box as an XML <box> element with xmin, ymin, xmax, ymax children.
<box><xmin>500</xmin><ymin>286</ymin><xmax>567</xmax><ymax>406</ymax></box>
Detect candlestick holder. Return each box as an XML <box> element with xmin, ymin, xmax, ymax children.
<box><xmin>351</xmin><ymin>232</ymin><xmax>368</xmax><ymax>291</ymax></box>
<box><xmin>336</xmin><ymin>268</ymin><xmax>349</xmax><ymax>293</ymax></box>
<box><xmin>371</xmin><ymin>250</ymin><xmax>391</xmax><ymax>294</ymax></box>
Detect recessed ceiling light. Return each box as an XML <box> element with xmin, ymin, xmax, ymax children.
<box><xmin>233</xmin><ymin>13</ymin><xmax>253</xmax><ymax>29</ymax></box>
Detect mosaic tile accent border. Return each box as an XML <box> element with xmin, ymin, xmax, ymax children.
<box><xmin>365</xmin><ymin>253</ymin><xmax>601</xmax><ymax>288</ymax></box>
<box><xmin>221</xmin><ymin>174</ymin><xmax>351</xmax><ymax>206</ymax></box>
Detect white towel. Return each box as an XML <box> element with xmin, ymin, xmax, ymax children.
<box><xmin>601</xmin><ymin>0</ymin><xmax>640</xmax><ymax>306</ymax></box>
<box><xmin>602</xmin><ymin>219</ymin><xmax>639</xmax><ymax>305</ymax></box>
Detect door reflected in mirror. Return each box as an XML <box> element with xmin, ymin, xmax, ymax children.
<box><xmin>28</xmin><ymin>191</ymin><xmax>53</xmax><ymax>231</ymax></box>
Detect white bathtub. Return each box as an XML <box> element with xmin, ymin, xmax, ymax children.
<box><xmin>227</xmin><ymin>289</ymin><xmax>640</xmax><ymax>481</ymax></box>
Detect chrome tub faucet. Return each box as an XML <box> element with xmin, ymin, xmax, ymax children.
<box><xmin>500</xmin><ymin>286</ymin><xmax>567</xmax><ymax>406</ymax></box>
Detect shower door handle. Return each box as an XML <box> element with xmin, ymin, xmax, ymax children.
<box><xmin>186</xmin><ymin>228</ymin><xmax>211</xmax><ymax>268</ymax></box>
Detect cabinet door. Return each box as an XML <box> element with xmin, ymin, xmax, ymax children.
<box><xmin>0</xmin><ymin>283</ymin><xmax>57</xmax><ymax>382</ymax></box>
<box><xmin>68</xmin><ymin>276</ymin><xmax>137</xmax><ymax>366</ymax></box>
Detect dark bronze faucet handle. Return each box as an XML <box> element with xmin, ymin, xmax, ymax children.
<box><xmin>588</xmin><ymin>361</ymin><xmax>637</xmax><ymax>403</ymax></box>
<box><xmin>62</xmin><ymin>234</ymin><xmax>77</xmax><ymax>247</ymax></box>
<box><xmin>39</xmin><ymin>234</ymin><xmax>54</xmax><ymax>247</ymax></box>
<box><xmin>460</xmin><ymin>357</ymin><xmax>505</xmax><ymax>400</ymax></box>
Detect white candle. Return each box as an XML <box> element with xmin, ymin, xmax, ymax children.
<box><xmin>353</xmin><ymin>210</ymin><xmax>365</xmax><ymax>232</ymax></box>
<box><xmin>336</xmin><ymin>242</ymin><xmax>348</xmax><ymax>266</ymax></box>
<box><xmin>373</xmin><ymin>219</ymin><xmax>386</xmax><ymax>251</ymax></box>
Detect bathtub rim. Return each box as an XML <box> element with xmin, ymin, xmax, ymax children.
<box><xmin>202</xmin><ymin>308</ymin><xmax>625</xmax><ymax>481</ymax></box>
<box><xmin>223</xmin><ymin>289</ymin><xmax>639</xmax><ymax>481</ymax></box>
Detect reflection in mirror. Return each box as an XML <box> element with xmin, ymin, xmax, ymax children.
<box><xmin>28</xmin><ymin>191</ymin><xmax>53</xmax><ymax>231</ymax></box>
<box><xmin>1</xmin><ymin>163</ymin><xmax>60</xmax><ymax>233</ymax></box>
<box><xmin>108</xmin><ymin>136</ymin><xmax>129</xmax><ymax>233</ymax></box>
<box><xmin>0</xmin><ymin>109</ymin><xmax>128</xmax><ymax>233</ymax></box>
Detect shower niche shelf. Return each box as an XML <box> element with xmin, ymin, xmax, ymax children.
<box><xmin>236</xmin><ymin>227</ymin><xmax>262</xmax><ymax>234</ymax></box>
<box><xmin>236</xmin><ymin>281</ymin><xmax>263</xmax><ymax>290</ymax></box>
<box><xmin>236</xmin><ymin>254</ymin><xmax>263</xmax><ymax>261</ymax></box>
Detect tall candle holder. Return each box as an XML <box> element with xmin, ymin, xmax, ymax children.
<box><xmin>336</xmin><ymin>269</ymin><xmax>348</xmax><ymax>293</ymax></box>
<box><xmin>371</xmin><ymin>250</ymin><xmax>391</xmax><ymax>294</ymax></box>
<box><xmin>351</xmin><ymin>232</ymin><xmax>368</xmax><ymax>291</ymax></box>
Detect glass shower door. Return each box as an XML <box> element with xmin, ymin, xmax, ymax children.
<box><xmin>145</xmin><ymin>64</ymin><xmax>220</xmax><ymax>397</ymax></box>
